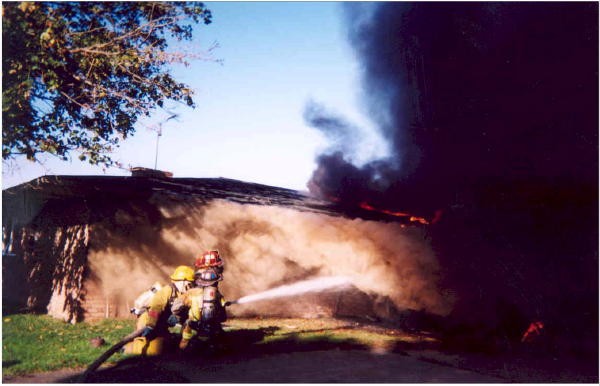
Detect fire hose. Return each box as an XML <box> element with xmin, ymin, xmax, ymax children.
<box><xmin>79</xmin><ymin>327</ymin><xmax>145</xmax><ymax>382</ymax></box>
<box><xmin>79</xmin><ymin>302</ymin><xmax>239</xmax><ymax>382</ymax></box>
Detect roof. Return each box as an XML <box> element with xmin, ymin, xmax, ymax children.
<box><xmin>2</xmin><ymin>175</ymin><xmax>406</xmax><ymax>227</ymax></box>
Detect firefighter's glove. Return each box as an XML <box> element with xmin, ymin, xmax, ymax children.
<box><xmin>167</xmin><ymin>314</ymin><xmax>179</xmax><ymax>327</ymax></box>
<box><xmin>141</xmin><ymin>326</ymin><xmax>155</xmax><ymax>339</ymax></box>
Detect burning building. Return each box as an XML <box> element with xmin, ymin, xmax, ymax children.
<box><xmin>2</xmin><ymin>173</ymin><xmax>450</xmax><ymax>324</ymax></box>
<box><xmin>305</xmin><ymin>2</ymin><xmax>598</xmax><ymax>354</ymax></box>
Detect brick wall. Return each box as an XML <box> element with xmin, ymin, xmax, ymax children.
<box><xmin>83</xmin><ymin>279</ymin><xmax>135</xmax><ymax>321</ymax></box>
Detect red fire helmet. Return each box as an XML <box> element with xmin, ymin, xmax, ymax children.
<box><xmin>195</xmin><ymin>249</ymin><xmax>224</xmax><ymax>268</ymax></box>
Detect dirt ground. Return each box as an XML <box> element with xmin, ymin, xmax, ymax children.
<box><xmin>3</xmin><ymin>318</ymin><xmax>598</xmax><ymax>383</ymax></box>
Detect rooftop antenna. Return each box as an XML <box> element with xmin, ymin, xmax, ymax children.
<box><xmin>153</xmin><ymin>112</ymin><xmax>179</xmax><ymax>170</ymax></box>
<box><xmin>154</xmin><ymin>123</ymin><xmax>162</xmax><ymax>170</ymax></box>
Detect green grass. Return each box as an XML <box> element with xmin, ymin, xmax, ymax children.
<box><xmin>3</xmin><ymin>315</ymin><xmax>436</xmax><ymax>377</ymax></box>
<box><xmin>2</xmin><ymin>314</ymin><xmax>135</xmax><ymax>376</ymax></box>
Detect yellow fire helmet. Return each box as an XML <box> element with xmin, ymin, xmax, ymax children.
<box><xmin>170</xmin><ymin>265</ymin><xmax>195</xmax><ymax>282</ymax></box>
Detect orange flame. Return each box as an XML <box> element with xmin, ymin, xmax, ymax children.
<box><xmin>359</xmin><ymin>202</ymin><xmax>430</xmax><ymax>225</ymax></box>
<box><xmin>521</xmin><ymin>321</ymin><xmax>544</xmax><ymax>343</ymax></box>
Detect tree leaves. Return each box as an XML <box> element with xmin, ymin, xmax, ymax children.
<box><xmin>2</xmin><ymin>1</ymin><xmax>212</xmax><ymax>167</ymax></box>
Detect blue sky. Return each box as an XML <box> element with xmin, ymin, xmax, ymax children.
<box><xmin>2</xmin><ymin>2</ymin><xmax>383</xmax><ymax>191</ymax></box>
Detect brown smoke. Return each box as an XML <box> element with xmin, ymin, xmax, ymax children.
<box><xmin>87</xmin><ymin>199</ymin><xmax>452</xmax><ymax>317</ymax></box>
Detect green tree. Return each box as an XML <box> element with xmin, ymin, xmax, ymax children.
<box><xmin>2</xmin><ymin>1</ymin><xmax>212</xmax><ymax>166</ymax></box>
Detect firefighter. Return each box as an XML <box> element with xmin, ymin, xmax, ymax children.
<box><xmin>168</xmin><ymin>250</ymin><xmax>225</xmax><ymax>327</ymax></box>
<box><xmin>131</xmin><ymin>265</ymin><xmax>195</xmax><ymax>355</ymax></box>
<box><xmin>178</xmin><ymin>251</ymin><xmax>228</xmax><ymax>351</ymax></box>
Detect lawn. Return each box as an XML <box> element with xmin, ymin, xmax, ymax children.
<box><xmin>2</xmin><ymin>314</ymin><xmax>135</xmax><ymax>376</ymax></box>
<box><xmin>3</xmin><ymin>314</ymin><xmax>435</xmax><ymax>377</ymax></box>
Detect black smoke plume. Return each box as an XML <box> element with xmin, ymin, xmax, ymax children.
<box><xmin>306</xmin><ymin>2</ymin><xmax>598</xmax><ymax>351</ymax></box>
<box><xmin>307</xmin><ymin>2</ymin><xmax>597</xmax><ymax>213</ymax></box>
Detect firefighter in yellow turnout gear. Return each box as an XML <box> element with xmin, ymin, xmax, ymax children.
<box><xmin>128</xmin><ymin>266</ymin><xmax>195</xmax><ymax>355</ymax></box>
<box><xmin>178</xmin><ymin>250</ymin><xmax>228</xmax><ymax>352</ymax></box>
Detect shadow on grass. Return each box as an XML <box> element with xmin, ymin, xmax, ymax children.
<box><xmin>60</xmin><ymin>325</ymin><xmax>434</xmax><ymax>383</ymax></box>
<box><xmin>53</xmin><ymin>324</ymin><xmax>599</xmax><ymax>384</ymax></box>
<box><xmin>2</xmin><ymin>360</ymin><xmax>21</xmax><ymax>369</ymax></box>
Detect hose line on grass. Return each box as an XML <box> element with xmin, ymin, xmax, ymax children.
<box><xmin>79</xmin><ymin>328</ymin><xmax>145</xmax><ymax>382</ymax></box>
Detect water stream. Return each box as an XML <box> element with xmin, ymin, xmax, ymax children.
<box><xmin>234</xmin><ymin>276</ymin><xmax>353</xmax><ymax>305</ymax></box>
